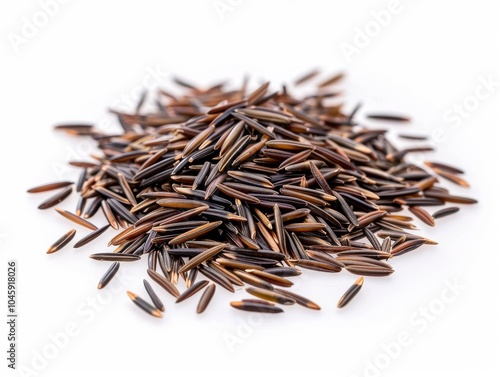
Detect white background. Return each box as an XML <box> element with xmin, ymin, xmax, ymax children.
<box><xmin>1</xmin><ymin>1</ymin><xmax>499</xmax><ymax>376</ymax></box>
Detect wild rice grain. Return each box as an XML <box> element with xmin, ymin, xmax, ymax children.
<box><xmin>230</xmin><ymin>300</ymin><xmax>284</xmax><ymax>314</ymax></box>
<box><xmin>197</xmin><ymin>283</ymin><xmax>216</xmax><ymax>314</ymax></box>
<box><xmin>337</xmin><ymin>277</ymin><xmax>364</xmax><ymax>308</ymax></box>
<box><xmin>143</xmin><ymin>279</ymin><xmax>165</xmax><ymax>312</ymax></box>
<box><xmin>46</xmin><ymin>229</ymin><xmax>76</xmax><ymax>254</ymax></box>
<box><xmin>37</xmin><ymin>186</ymin><xmax>73</xmax><ymax>210</ymax></box>
<box><xmin>97</xmin><ymin>262</ymin><xmax>120</xmax><ymax>289</ymax></box>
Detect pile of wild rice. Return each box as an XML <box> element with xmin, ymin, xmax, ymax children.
<box><xmin>28</xmin><ymin>71</ymin><xmax>477</xmax><ymax>317</ymax></box>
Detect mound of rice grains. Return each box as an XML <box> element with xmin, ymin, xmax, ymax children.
<box><xmin>28</xmin><ymin>71</ymin><xmax>477</xmax><ymax>317</ymax></box>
